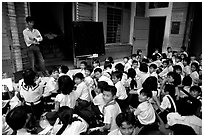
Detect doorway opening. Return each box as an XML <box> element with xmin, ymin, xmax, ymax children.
<box><xmin>148</xmin><ymin>17</ymin><xmax>166</xmax><ymax>57</ymax></box>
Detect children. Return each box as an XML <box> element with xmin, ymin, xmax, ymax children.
<box><xmin>94</xmin><ymin>68</ymin><xmax>114</xmax><ymax>86</ymax></box>
<box><xmin>99</xmin><ymin>85</ymin><xmax>122</xmax><ymax>133</ymax></box>
<box><xmin>112</xmin><ymin>71</ymin><xmax>128</xmax><ymax>111</ymax></box>
<box><xmin>108</xmin><ymin>112</ymin><xmax>137</xmax><ymax>135</ymax></box>
<box><xmin>73</xmin><ymin>73</ymin><xmax>91</xmax><ymax>109</ymax></box>
<box><xmin>54</xmin><ymin>75</ymin><xmax>76</xmax><ymax>111</ymax></box>
<box><xmin>79</xmin><ymin>61</ymin><xmax>87</xmax><ymax>77</ymax></box>
<box><xmin>131</xmin><ymin>88</ymin><xmax>156</xmax><ymax>125</ymax></box>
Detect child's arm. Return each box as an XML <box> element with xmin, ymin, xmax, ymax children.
<box><xmin>99</xmin><ymin>123</ymin><xmax>111</xmax><ymax>132</ymax></box>
<box><xmin>133</xmin><ymin>108</ymin><xmax>141</xmax><ymax>116</ymax></box>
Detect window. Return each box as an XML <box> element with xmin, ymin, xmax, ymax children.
<box><xmin>149</xmin><ymin>2</ymin><xmax>169</xmax><ymax>9</ymax></box>
<box><xmin>106</xmin><ymin>7</ymin><xmax>122</xmax><ymax>43</ymax></box>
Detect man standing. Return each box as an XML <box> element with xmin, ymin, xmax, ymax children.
<box><xmin>23</xmin><ymin>16</ymin><xmax>46</xmax><ymax>72</ymax></box>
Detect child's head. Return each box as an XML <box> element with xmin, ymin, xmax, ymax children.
<box><xmin>58</xmin><ymin>75</ymin><xmax>74</xmax><ymax>95</ymax></box>
<box><xmin>175</xmin><ymin>56</ymin><xmax>181</xmax><ymax>63</ymax></box>
<box><xmin>154</xmin><ymin>48</ymin><xmax>159</xmax><ymax>53</ymax></box>
<box><xmin>115</xmin><ymin>63</ymin><xmax>124</xmax><ymax>73</ymax></box>
<box><xmin>183</xmin><ymin>57</ymin><xmax>190</xmax><ymax>66</ymax></box>
<box><xmin>138</xmin><ymin>88</ymin><xmax>152</xmax><ymax>102</ymax></box>
<box><xmin>97</xmin><ymin>81</ymin><xmax>108</xmax><ymax>94</ymax></box>
<box><xmin>112</xmin><ymin>71</ymin><xmax>122</xmax><ymax>84</ymax></box>
<box><xmin>162</xmin><ymin>60</ymin><xmax>168</xmax><ymax>68</ymax></box>
<box><xmin>162</xmin><ymin>53</ymin><xmax>167</xmax><ymax>59</ymax></box>
<box><xmin>116</xmin><ymin>112</ymin><xmax>136</xmax><ymax>135</ymax></box>
<box><xmin>180</xmin><ymin>53</ymin><xmax>187</xmax><ymax>60</ymax></box>
<box><xmin>180</xmin><ymin>46</ymin><xmax>186</xmax><ymax>52</ymax></box>
<box><xmin>155</xmin><ymin>53</ymin><xmax>161</xmax><ymax>60</ymax></box>
<box><xmin>190</xmin><ymin>55</ymin><xmax>196</xmax><ymax>61</ymax></box>
<box><xmin>92</xmin><ymin>59</ymin><xmax>100</xmax><ymax>68</ymax></box>
<box><xmin>135</xmin><ymin>54</ymin><xmax>141</xmax><ymax>61</ymax></box>
<box><xmin>123</xmin><ymin>57</ymin><xmax>129</xmax><ymax>64</ymax></box>
<box><xmin>139</xmin><ymin>63</ymin><xmax>148</xmax><ymax>73</ymax></box>
<box><xmin>172</xmin><ymin>51</ymin><xmax>178</xmax><ymax>57</ymax></box>
<box><xmin>173</xmin><ymin>65</ymin><xmax>182</xmax><ymax>75</ymax></box>
<box><xmin>22</xmin><ymin>68</ymin><xmax>37</xmax><ymax>86</ymax></box>
<box><xmin>167</xmin><ymin>72</ymin><xmax>181</xmax><ymax>86</ymax></box>
<box><xmin>168</xmin><ymin>59</ymin><xmax>173</xmax><ymax>66</ymax></box>
<box><xmin>59</xmin><ymin>65</ymin><xmax>69</xmax><ymax>74</ymax></box>
<box><xmin>191</xmin><ymin>62</ymin><xmax>199</xmax><ymax>72</ymax></box>
<box><xmin>6</xmin><ymin>106</ymin><xmax>28</xmax><ymax>131</ymax></box>
<box><xmin>164</xmin><ymin>84</ymin><xmax>175</xmax><ymax>98</ymax></box>
<box><xmin>182</xmin><ymin>75</ymin><xmax>192</xmax><ymax>86</ymax></box>
<box><xmin>48</xmin><ymin>66</ymin><xmax>59</xmax><ymax>79</ymax></box>
<box><xmin>142</xmin><ymin>76</ymin><xmax>158</xmax><ymax>92</ymax></box>
<box><xmin>80</xmin><ymin>61</ymin><xmax>87</xmax><ymax>70</ymax></box>
<box><xmin>103</xmin><ymin>85</ymin><xmax>117</xmax><ymax>103</ymax></box>
<box><xmin>189</xmin><ymin>86</ymin><xmax>201</xmax><ymax>98</ymax></box>
<box><xmin>73</xmin><ymin>72</ymin><xmax>84</xmax><ymax>85</ymax></box>
<box><xmin>94</xmin><ymin>68</ymin><xmax>102</xmax><ymax>79</ymax></box>
<box><xmin>105</xmin><ymin>57</ymin><xmax>114</xmax><ymax>64</ymax></box>
<box><xmin>85</xmin><ymin>65</ymin><xmax>93</xmax><ymax>77</ymax></box>
<box><xmin>127</xmin><ymin>68</ymin><xmax>136</xmax><ymax>79</ymax></box>
<box><xmin>104</xmin><ymin>61</ymin><xmax>112</xmax><ymax>70</ymax></box>
<box><xmin>167</xmin><ymin>47</ymin><xmax>172</xmax><ymax>53</ymax></box>
<box><xmin>149</xmin><ymin>63</ymin><xmax>157</xmax><ymax>74</ymax></box>
<box><xmin>131</xmin><ymin>54</ymin><xmax>137</xmax><ymax>60</ymax></box>
<box><xmin>137</xmin><ymin>49</ymin><xmax>142</xmax><ymax>55</ymax></box>
<box><xmin>132</xmin><ymin>60</ymin><xmax>138</xmax><ymax>69</ymax></box>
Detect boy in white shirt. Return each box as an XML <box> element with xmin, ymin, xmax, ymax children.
<box><xmin>149</xmin><ymin>63</ymin><xmax>158</xmax><ymax>79</ymax></box>
<box><xmin>123</xmin><ymin>57</ymin><xmax>131</xmax><ymax>73</ymax></box>
<box><xmin>158</xmin><ymin>60</ymin><xmax>169</xmax><ymax>78</ymax></box>
<box><xmin>137</xmin><ymin>63</ymin><xmax>150</xmax><ymax>89</ymax></box>
<box><xmin>112</xmin><ymin>71</ymin><xmax>128</xmax><ymax>111</ymax></box>
<box><xmin>84</xmin><ymin>66</ymin><xmax>94</xmax><ymax>101</ymax></box>
<box><xmin>99</xmin><ymin>85</ymin><xmax>122</xmax><ymax>133</ymax></box>
<box><xmin>94</xmin><ymin>68</ymin><xmax>114</xmax><ymax>86</ymax></box>
<box><xmin>79</xmin><ymin>61</ymin><xmax>87</xmax><ymax>77</ymax></box>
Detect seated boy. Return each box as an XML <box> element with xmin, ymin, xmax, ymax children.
<box><xmin>94</xmin><ymin>68</ymin><xmax>114</xmax><ymax>86</ymax></box>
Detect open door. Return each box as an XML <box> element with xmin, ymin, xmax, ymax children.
<box><xmin>133</xmin><ymin>17</ymin><xmax>149</xmax><ymax>57</ymax></box>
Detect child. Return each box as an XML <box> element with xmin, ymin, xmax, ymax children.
<box><xmin>6</xmin><ymin>106</ymin><xmax>32</xmax><ymax>135</ymax></box>
<box><xmin>179</xmin><ymin>46</ymin><xmax>188</xmax><ymax>57</ymax></box>
<box><xmin>179</xmin><ymin>75</ymin><xmax>192</xmax><ymax>97</ymax></box>
<box><xmin>103</xmin><ymin>61</ymin><xmax>112</xmax><ymax>78</ymax></box>
<box><xmin>151</xmin><ymin>53</ymin><xmax>162</xmax><ymax>68</ymax></box>
<box><xmin>128</xmin><ymin>54</ymin><xmax>137</xmax><ymax>65</ymax></box>
<box><xmin>54</xmin><ymin>75</ymin><xmax>76</xmax><ymax>111</ymax></box>
<box><xmin>152</xmin><ymin>48</ymin><xmax>161</xmax><ymax>58</ymax></box>
<box><xmin>123</xmin><ymin>57</ymin><xmax>131</xmax><ymax>73</ymax></box>
<box><xmin>91</xmin><ymin>59</ymin><xmax>101</xmax><ymax>77</ymax></box>
<box><xmin>168</xmin><ymin>59</ymin><xmax>174</xmax><ymax>72</ymax></box>
<box><xmin>94</xmin><ymin>68</ymin><xmax>114</xmax><ymax>86</ymax></box>
<box><xmin>131</xmin><ymin>88</ymin><xmax>156</xmax><ymax>126</ymax></box>
<box><xmin>112</xmin><ymin>71</ymin><xmax>128</xmax><ymax>111</ymax></box>
<box><xmin>190</xmin><ymin>55</ymin><xmax>199</xmax><ymax>65</ymax></box>
<box><xmin>158</xmin><ymin>60</ymin><xmax>169</xmax><ymax>78</ymax></box>
<box><xmin>175</xmin><ymin>56</ymin><xmax>184</xmax><ymax>71</ymax></box>
<box><xmin>79</xmin><ymin>61</ymin><xmax>87</xmax><ymax>77</ymax></box>
<box><xmin>166</xmin><ymin>47</ymin><xmax>173</xmax><ymax>59</ymax></box>
<box><xmin>149</xmin><ymin>63</ymin><xmax>158</xmax><ymax>79</ymax></box>
<box><xmin>108</xmin><ymin>112</ymin><xmax>137</xmax><ymax>135</ymax></box>
<box><xmin>99</xmin><ymin>85</ymin><xmax>122</xmax><ymax>133</ymax></box>
<box><xmin>115</xmin><ymin>63</ymin><xmax>128</xmax><ymax>87</ymax></box>
<box><xmin>59</xmin><ymin>65</ymin><xmax>69</xmax><ymax>77</ymax></box>
<box><xmin>183</xmin><ymin>57</ymin><xmax>191</xmax><ymax>76</ymax></box>
<box><xmin>173</xmin><ymin>65</ymin><xmax>184</xmax><ymax>81</ymax></box>
<box><xmin>19</xmin><ymin>69</ymin><xmax>44</xmax><ymax>120</ymax></box>
<box><xmin>190</xmin><ymin>62</ymin><xmax>199</xmax><ymax>86</ymax></box>
<box><xmin>136</xmin><ymin>63</ymin><xmax>150</xmax><ymax>89</ymax></box>
<box><xmin>127</xmin><ymin>68</ymin><xmax>137</xmax><ymax>90</ymax></box>
<box><xmin>84</xmin><ymin>65</ymin><xmax>94</xmax><ymax>101</ymax></box>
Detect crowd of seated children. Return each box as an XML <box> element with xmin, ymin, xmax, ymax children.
<box><xmin>2</xmin><ymin>46</ymin><xmax>202</xmax><ymax>135</ymax></box>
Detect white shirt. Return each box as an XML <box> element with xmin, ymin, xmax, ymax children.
<box><xmin>98</xmin><ymin>75</ymin><xmax>114</xmax><ymax>86</ymax></box>
<box><xmin>183</xmin><ymin>65</ymin><xmax>191</xmax><ymax>76</ymax></box>
<box><xmin>23</xmin><ymin>28</ymin><xmax>43</xmax><ymax>47</ymax></box>
<box><xmin>103</xmin><ymin>100</ymin><xmax>122</xmax><ymax>132</ymax></box>
<box><xmin>160</xmin><ymin>95</ymin><xmax>177</xmax><ymax>112</ymax></box>
<box><xmin>137</xmin><ymin>71</ymin><xmax>150</xmax><ymax>89</ymax></box>
<box><xmin>115</xmin><ymin>81</ymin><xmax>127</xmax><ymax>100</ymax></box>
<box><xmin>74</xmin><ymin>81</ymin><xmax>90</xmax><ymax>102</ymax></box>
<box><xmin>93</xmin><ymin>93</ymin><xmax>106</xmax><ymax>113</ymax></box>
<box><xmin>159</xmin><ymin>67</ymin><xmax>169</xmax><ymax>78</ymax></box>
<box><xmin>190</xmin><ymin>71</ymin><xmax>199</xmax><ymax>85</ymax></box>
<box><xmin>43</xmin><ymin>77</ymin><xmax>58</xmax><ymax>97</ymax></box>
<box><xmin>175</xmin><ymin>62</ymin><xmax>184</xmax><ymax>71</ymax></box>
<box><xmin>136</xmin><ymin>101</ymin><xmax>156</xmax><ymax>125</ymax></box>
<box><xmin>19</xmin><ymin>82</ymin><xmax>43</xmax><ymax>103</ymax></box>
<box><xmin>121</xmin><ymin>73</ymin><xmax>129</xmax><ymax>87</ymax></box>
<box><xmin>55</xmin><ymin>92</ymin><xmax>76</xmax><ymax>109</ymax></box>
<box><xmin>108</xmin><ymin>129</ymin><xmax>122</xmax><ymax>135</ymax></box>
<box><xmin>124</xmin><ymin>62</ymin><xmax>131</xmax><ymax>72</ymax></box>
<box><xmin>150</xmin><ymin>72</ymin><xmax>158</xmax><ymax>79</ymax></box>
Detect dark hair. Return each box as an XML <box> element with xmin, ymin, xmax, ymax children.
<box><xmin>167</xmin><ymin>47</ymin><xmax>172</xmax><ymax>50</ymax></box>
<box><xmin>164</xmin><ymin>84</ymin><xmax>176</xmax><ymax>99</ymax></box>
<box><xmin>182</xmin><ymin>76</ymin><xmax>192</xmax><ymax>86</ymax></box>
<box><xmin>6</xmin><ymin>106</ymin><xmax>28</xmax><ymax>130</ymax></box>
<box><xmin>168</xmin><ymin>59</ymin><xmax>173</xmax><ymax>64</ymax></box>
<box><xmin>127</xmin><ymin>68</ymin><xmax>136</xmax><ymax>79</ymax></box>
<box><xmin>162</xmin><ymin>60</ymin><xmax>169</xmax><ymax>65</ymax></box>
<box><xmin>94</xmin><ymin>68</ymin><xmax>102</xmax><ymax>73</ymax></box>
<box><xmin>139</xmin><ymin>63</ymin><xmax>148</xmax><ymax>73</ymax></box>
<box><xmin>115</xmin><ymin>63</ymin><xmax>124</xmax><ymax>73</ymax></box>
<box><xmin>26</xmin><ymin>16</ymin><xmax>34</xmax><ymax>23</ymax></box>
<box><xmin>80</xmin><ymin>61</ymin><xmax>87</xmax><ymax>67</ymax></box>
<box><xmin>112</xmin><ymin>71</ymin><xmax>123</xmax><ymax>80</ymax></box>
<box><xmin>180</xmin><ymin>46</ymin><xmax>186</xmax><ymax>51</ymax></box>
<box><xmin>60</xmin><ymin>65</ymin><xmax>69</xmax><ymax>74</ymax></box>
<box><xmin>123</xmin><ymin>56</ymin><xmax>129</xmax><ymax>60</ymax></box>
<box><xmin>140</xmin><ymin>88</ymin><xmax>152</xmax><ymax>98</ymax></box>
<box><xmin>180</xmin><ymin>53</ymin><xmax>187</xmax><ymax>59</ymax></box>
<box><xmin>142</xmin><ymin>76</ymin><xmax>157</xmax><ymax>91</ymax></box>
<box><xmin>167</xmin><ymin>72</ymin><xmax>181</xmax><ymax>86</ymax></box>
<box><xmin>137</xmin><ymin>49</ymin><xmax>142</xmax><ymax>54</ymax></box>
<box><xmin>104</xmin><ymin>61</ymin><xmax>112</xmax><ymax>69</ymax></box>
<box><xmin>183</xmin><ymin>57</ymin><xmax>190</xmax><ymax>65</ymax></box>
<box><xmin>103</xmin><ymin>85</ymin><xmax>117</xmax><ymax>96</ymax></box>
<box><xmin>73</xmin><ymin>72</ymin><xmax>84</xmax><ymax>80</ymax></box>
<box><xmin>173</xmin><ymin>65</ymin><xmax>182</xmax><ymax>72</ymax></box>
<box><xmin>85</xmin><ymin>65</ymin><xmax>93</xmax><ymax>74</ymax></box>
<box><xmin>162</xmin><ymin>53</ymin><xmax>167</xmax><ymax>59</ymax></box>
<box><xmin>48</xmin><ymin>66</ymin><xmax>59</xmax><ymax>75</ymax></box>
<box><xmin>191</xmin><ymin>62</ymin><xmax>199</xmax><ymax>72</ymax></box>
<box><xmin>22</xmin><ymin>68</ymin><xmax>36</xmax><ymax>87</ymax></box>
<box><xmin>106</xmin><ymin>57</ymin><xmax>114</xmax><ymax>64</ymax></box>
<box><xmin>175</xmin><ymin>55</ymin><xmax>182</xmax><ymax>61</ymax></box>
<box><xmin>149</xmin><ymin>63</ymin><xmax>157</xmax><ymax>69</ymax></box>
<box><xmin>98</xmin><ymin>81</ymin><xmax>108</xmax><ymax>92</ymax></box>
<box><xmin>132</xmin><ymin>60</ymin><xmax>138</xmax><ymax>65</ymax></box>
<box><xmin>58</xmin><ymin>75</ymin><xmax>74</xmax><ymax>95</ymax></box>
<box><xmin>92</xmin><ymin>59</ymin><xmax>100</xmax><ymax>66</ymax></box>
<box><xmin>142</xmin><ymin>58</ymin><xmax>149</xmax><ymax>64</ymax></box>
<box><xmin>116</xmin><ymin>112</ymin><xmax>136</xmax><ymax>127</ymax></box>
<box><xmin>190</xmin><ymin>86</ymin><xmax>202</xmax><ymax>94</ymax></box>
<box><xmin>170</xmin><ymin>124</ymin><xmax>196</xmax><ymax>135</ymax></box>
<box><xmin>151</xmin><ymin>54</ymin><xmax>157</xmax><ymax>61</ymax></box>
<box><xmin>131</xmin><ymin>54</ymin><xmax>137</xmax><ymax>58</ymax></box>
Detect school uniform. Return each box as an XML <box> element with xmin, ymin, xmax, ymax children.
<box><xmin>158</xmin><ymin>67</ymin><xmax>169</xmax><ymax>78</ymax></box>
<box><xmin>84</xmin><ymin>76</ymin><xmax>94</xmax><ymax>101</ymax></box>
<box><xmin>43</xmin><ymin>77</ymin><xmax>58</xmax><ymax>97</ymax></box>
<box><xmin>103</xmin><ymin>100</ymin><xmax>122</xmax><ymax>132</ymax></box>
<box><xmin>124</xmin><ymin>62</ymin><xmax>131</xmax><ymax>72</ymax></box>
<box><xmin>98</xmin><ymin>75</ymin><xmax>114</xmax><ymax>86</ymax></box>
<box><xmin>190</xmin><ymin>71</ymin><xmax>199</xmax><ymax>85</ymax></box>
<box><xmin>137</xmin><ymin>71</ymin><xmax>150</xmax><ymax>89</ymax></box>
<box><xmin>160</xmin><ymin>95</ymin><xmax>177</xmax><ymax>112</ymax></box>
<box><xmin>150</xmin><ymin>72</ymin><xmax>158</xmax><ymax>79</ymax></box>
<box><xmin>183</xmin><ymin>65</ymin><xmax>191</xmax><ymax>76</ymax></box>
<box><xmin>175</xmin><ymin>62</ymin><xmax>184</xmax><ymax>71</ymax></box>
<box><xmin>55</xmin><ymin>92</ymin><xmax>77</xmax><ymax>109</ymax></box>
